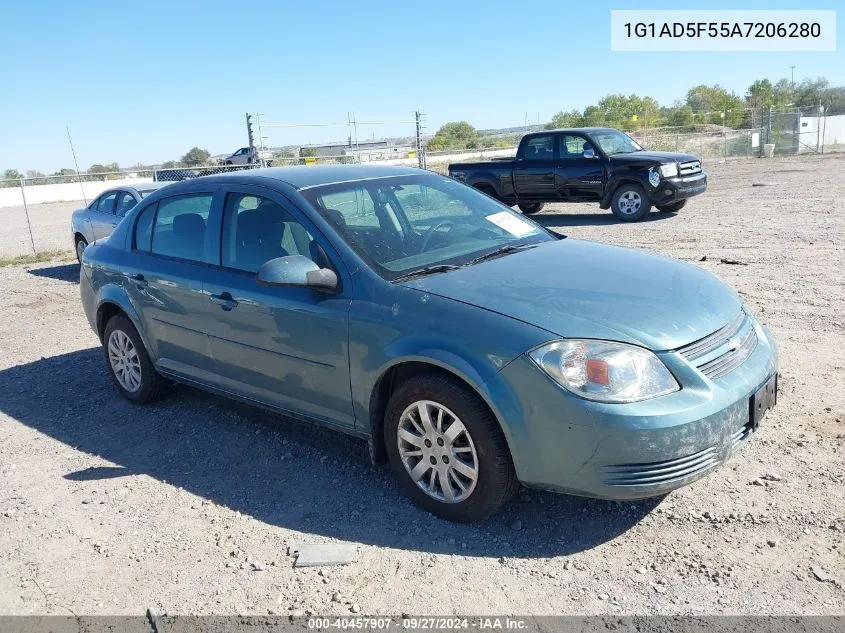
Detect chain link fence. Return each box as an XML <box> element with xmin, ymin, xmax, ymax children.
<box><xmin>4</xmin><ymin>107</ymin><xmax>845</xmax><ymax>260</ymax></box>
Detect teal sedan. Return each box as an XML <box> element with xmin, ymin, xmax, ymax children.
<box><xmin>79</xmin><ymin>165</ymin><xmax>778</xmax><ymax>522</ymax></box>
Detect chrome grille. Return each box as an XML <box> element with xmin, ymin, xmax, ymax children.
<box><xmin>679</xmin><ymin>160</ymin><xmax>702</xmax><ymax>175</ymax></box>
<box><xmin>698</xmin><ymin>327</ymin><xmax>757</xmax><ymax>379</ymax></box>
<box><xmin>677</xmin><ymin>311</ymin><xmax>758</xmax><ymax>380</ymax></box>
<box><xmin>679</xmin><ymin>311</ymin><xmax>746</xmax><ymax>360</ymax></box>
<box><xmin>601</xmin><ymin>445</ymin><xmax>721</xmax><ymax>486</ymax></box>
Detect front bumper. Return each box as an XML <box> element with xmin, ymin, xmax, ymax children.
<box><xmin>482</xmin><ymin>319</ymin><xmax>778</xmax><ymax>500</ymax></box>
<box><xmin>653</xmin><ymin>172</ymin><xmax>707</xmax><ymax>205</ymax></box>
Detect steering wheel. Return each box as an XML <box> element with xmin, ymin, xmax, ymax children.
<box><xmin>419</xmin><ymin>220</ymin><xmax>455</xmax><ymax>252</ymax></box>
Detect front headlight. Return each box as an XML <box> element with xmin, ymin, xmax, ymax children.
<box><xmin>659</xmin><ymin>163</ymin><xmax>678</xmax><ymax>178</ymax></box>
<box><xmin>528</xmin><ymin>340</ymin><xmax>680</xmax><ymax>403</ymax></box>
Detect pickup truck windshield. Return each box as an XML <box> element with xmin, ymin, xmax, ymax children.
<box><xmin>302</xmin><ymin>173</ymin><xmax>554</xmax><ymax>280</ymax></box>
<box><xmin>589</xmin><ymin>130</ymin><xmax>643</xmax><ymax>156</ymax></box>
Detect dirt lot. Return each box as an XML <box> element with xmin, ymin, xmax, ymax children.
<box><xmin>0</xmin><ymin>154</ymin><xmax>843</xmax><ymax>617</ymax></box>
<box><xmin>0</xmin><ymin>201</ymin><xmax>79</xmax><ymax>259</ymax></box>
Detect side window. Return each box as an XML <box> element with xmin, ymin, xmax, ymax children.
<box><xmin>519</xmin><ymin>135</ymin><xmax>554</xmax><ymax>161</ymax></box>
<box><xmin>221</xmin><ymin>193</ymin><xmax>319</xmax><ymax>273</ymax></box>
<box><xmin>115</xmin><ymin>192</ymin><xmax>137</xmax><ymax>217</ymax></box>
<box><xmin>317</xmin><ymin>188</ymin><xmax>381</xmax><ymax>228</ymax></box>
<box><xmin>557</xmin><ymin>135</ymin><xmax>593</xmax><ymax>158</ymax></box>
<box><xmin>97</xmin><ymin>192</ymin><xmax>118</xmax><ymax>214</ymax></box>
<box><xmin>134</xmin><ymin>203</ymin><xmax>157</xmax><ymax>252</ymax></box>
<box><xmin>150</xmin><ymin>194</ymin><xmax>213</xmax><ymax>261</ymax></box>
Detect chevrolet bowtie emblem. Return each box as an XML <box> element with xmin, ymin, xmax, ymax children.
<box><xmin>727</xmin><ymin>337</ymin><xmax>741</xmax><ymax>352</ymax></box>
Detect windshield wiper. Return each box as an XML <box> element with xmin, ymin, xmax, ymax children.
<box><xmin>465</xmin><ymin>243</ymin><xmax>539</xmax><ymax>267</ymax></box>
<box><xmin>392</xmin><ymin>264</ymin><xmax>462</xmax><ymax>282</ymax></box>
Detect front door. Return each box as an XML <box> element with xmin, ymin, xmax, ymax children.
<box><xmin>554</xmin><ymin>134</ymin><xmax>605</xmax><ymax>201</ymax></box>
<box><xmin>91</xmin><ymin>191</ymin><xmax>119</xmax><ymax>240</ymax></box>
<box><xmin>513</xmin><ymin>134</ymin><xmax>557</xmax><ymax>201</ymax></box>
<box><xmin>203</xmin><ymin>187</ymin><xmax>355</xmax><ymax>428</ymax></box>
<box><xmin>125</xmin><ymin>190</ymin><xmax>220</xmax><ymax>383</ymax></box>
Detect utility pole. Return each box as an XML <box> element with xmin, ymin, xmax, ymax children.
<box><xmin>415</xmin><ymin>111</ymin><xmax>426</xmax><ymax>169</ymax></box>
<box><xmin>246</xmin><ymin>113</ymin><xmax>255</xmax><ymax>151</ymax></box>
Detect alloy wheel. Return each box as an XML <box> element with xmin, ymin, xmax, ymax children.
<box><xmin>107</xmin><ymin>330</ymin><xmax>142</xmax><ymax>393</ymax></box>
<box><xmin>618</xmin><ymin>190</ymin><xmax>642</xmax><ymax>215</ymax></box>
<box><xmin>397</xmin><ymin>400</ymin><xmax>479</xmax><ymax>503</ymax></box>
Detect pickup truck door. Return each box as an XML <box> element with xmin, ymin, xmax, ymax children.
<box><xmin>554</xmin><ymin>134</ymin><xmax>605</xmax><ymax>201</ymax></box>
<box><xmin>513</xmin><ymin>134</ymin><xmax>557</xmax><ymax>201</ymax></box>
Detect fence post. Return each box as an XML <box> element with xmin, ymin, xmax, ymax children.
<box><xmin>19</xmin><ymin>178</ymin><xmax>37</xmax><ymax>256</ymax></box>
<box><xmin>415</xmin><ymin>111</ymin><xmax>426</xmax><ymax>169</ymax></box>
<box><xmin>724</xmin><ymin>128</ymin><xmax>727</xmax><ymax>160</ymax></box>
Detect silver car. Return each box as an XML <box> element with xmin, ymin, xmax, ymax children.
<box><xmin>71</xmin><ymin>183</ymin><xmax>170</xmax><ymax>263</ymax></box>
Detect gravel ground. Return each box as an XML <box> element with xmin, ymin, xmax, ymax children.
<box><xmin>0</xmin><ymin>154</ymin><xmax>843</xmax><ymax>617</ymax></box>
<box><xmin>0</xmin><ymin>201</ymin><xmax>79</xmax><ymax>258</ymax></box>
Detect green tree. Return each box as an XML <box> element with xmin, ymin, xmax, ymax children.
<box><xmin>664</xmin><ymin>103</ymin><xmax>695</xmax><ymax>127</ymax></box>
<box><xmin>426</xmin><ymin>121</ymin><xmax>479</xmax><ymax>151</ymax></box>
<box><xmin>3</xmin><ymin>168</ymin><xmax>23</xmax><ymax>184</ymax></box>
<box><xmin>686</xmin><ymin>84</ymin><xmax>746</xmax><ymax>127</ymax></box>
<box><xmin>546</xmin><ymin>109</ymin><xmax>583</xmax><ymax>129</ymax></box>
<box><xmin>746</xmin><ymin>79</ymin><xmax>775</xmax><ymax>111</ymax></box>
<box><xmin>181</xmin><ymin>147</ymin><xmax>211</xmax><ymax>166</ymax></box>
<box><xmin>160</xmin><ymin>160</ymin><xmax>183</xmax><ymax>169</ymax></box>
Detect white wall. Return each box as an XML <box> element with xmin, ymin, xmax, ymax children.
<box><xmin>0</xmin><ymin>177</ymin><xmax>154</xmax><ymax>209</ymax></box>
<box><xmin>798</xmin><ymin>114</ymin><xmax>845</xmax><ymax>152</ymax></box>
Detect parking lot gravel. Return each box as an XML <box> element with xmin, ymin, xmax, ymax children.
<box><xmin>0</xmin><ymin>154</ymin><xmax>843</xmax><ymax>616</ymax></box>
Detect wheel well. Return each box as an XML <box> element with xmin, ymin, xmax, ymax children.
<box><xmin>604</xmin><ymin>179</ymin><xmax>643</xmax><ymax>208</ymax></box>
<box><xmin>472</xmin><ymin>182</ymin><xmax>496</xmax><ymax>196</ymax></box>
<box><xmin>96</xmin><ymin>302</ymin><xmax>126</xmax><ymax>341</ymax></box>
<box><xmin>74</xmin><ymin>232</ymin><xmax>86</xmax><ymax>245</ymax></box>
<box><xmin>368</xmin><ymin>361</ymin><xmax>481</xmax><ymax>464</ymax></box>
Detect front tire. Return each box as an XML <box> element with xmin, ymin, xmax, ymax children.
<box><xmin>611</xmin><ymin>184</ymin><xmax>651</xmax><ymax>222</ymax></box>
<box><xmin>518</xmin><ymin>203</ymin><xmax>544</xmax><ymax>215</ymax></box>
<box><xmin>103</xmin><ymin>315</ymin><xmax>168</xmax><ymax>404</ymax></box>
<box><xmin>656</xmin><ymin>199</ymin><xmax>687</xmax><ymax>213</ymax></box>
<box><xmin>384</xmin><ymin>373</ymin><xmax>518</xmax><ymax>522</ymax></box>
<box><xmin>75</xmin><ymin>236</ymin><xmax>88</xmax><ymax>264</ymax></box>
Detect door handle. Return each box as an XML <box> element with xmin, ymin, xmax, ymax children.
<box><xmin>124</xmin><ymin>273</ymin><xmax>148</xmax><ymax>288</ymax></box>
<box><xmin>210</xmin><ymin>292</ymin><xmax>239</xmax><ymax>310</ymax></box>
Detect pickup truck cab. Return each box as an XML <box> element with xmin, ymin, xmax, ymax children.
<box><xmin>448</xmin><ymin>127</ymin><xmax>707</xmax><ymax>222</ymax></box>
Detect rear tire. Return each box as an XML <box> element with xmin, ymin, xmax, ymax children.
<box><xmin>518</xmin><ymin>203</ymin><xmax>544</xmax><ymax>215</ymax></box>
<box><xmin>75</xmin><ymin>236</ymin><xmax>88</xmax><ymax>265</ymax></box>
<box><xmin>656</xmin><ymin>199</ymin><xmax>687</xmax><ymax>213</ymax></box>
<box><xmin>384</xmin><ymin>373</ymin><xmax>518</xmax><ymax>523</ymax></box>
<box><xmin>103</xmin><ymin>315</ymin><xmax>168</xmax><ymax>404</ymax></box>
<box><xmin>611</xmin><ymin>184</ymin><xmax>651</xmax><ymax>222</ymax></box>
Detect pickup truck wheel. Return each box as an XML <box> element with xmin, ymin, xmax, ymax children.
<box><xmin>611</xmin><ymin>184</ymin><xmax>651</xmax><ymax>222</ymax></box>
<box><xmin>385</xmin><ymin>373</ymin><xmax>518</xmax><ymax>522</ymax></box>
<box><xmin>518</xmin><ymin>203</ymin><xmax>544</xmax><ymax>215</ymax></box>
<box><xmin>656</xmin><ymin>199</ymin><xmax>687</xmax><ymax>213</ymax></box>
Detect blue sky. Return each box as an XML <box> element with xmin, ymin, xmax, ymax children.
<box><xmin>0</xmin><ymin>0</ymin><xmax>841</xmax><ymax>172</ymax></box>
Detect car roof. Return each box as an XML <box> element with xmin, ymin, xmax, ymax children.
<box><xmin>190</xmin><ymin>164</ymin><xmax>424</xmax><ymax>190</ymax></box>
<box><xmin>530</xmin><ymin>127</ymin><xmax>620</xmax><ymax>135</ymax></box>
<box><xmin>133</xmin><ymin>181</ymin><xmax>172</xmax><ymax>193</ymax></box>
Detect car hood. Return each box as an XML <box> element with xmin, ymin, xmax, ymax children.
<box><xmin>399</xmin><ymin>239</ymin><xmax>740</xmax><ymax>351</ymax></box>
<box><xmin>610</xmin><ymin>150</ymin><xmax>699</xmax><ymax>164</ymax></box>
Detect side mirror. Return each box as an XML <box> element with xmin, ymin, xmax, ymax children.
<box><xmin>256</xmin><ymin>255</ymin><xmax>338</xmax><ymax>291</ymax></box>
<box><xmin>583</xmin><ymin>148</ymin><xmax>597</xmax><ymax>159</ymax></box>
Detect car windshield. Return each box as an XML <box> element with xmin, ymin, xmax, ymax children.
<box><xmin>301</xmin><ymin>173</ymin><xmax>555</xmax><ymax>280</ymax></box>
<box><xmin>588</xmin><ymin>130</ymin><xmax>643</xmax><ymax>156</ymax></box>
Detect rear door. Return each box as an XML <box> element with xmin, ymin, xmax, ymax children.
<box><xmin>203</xmin><ymin>186</ymin><xmax>355</xmax><ymax>427</ymax></box>
<box><xmin>513</xmin><ymin>134</ymin><xmax>557</xmax><ymax>201</ymax></box>
<box><xmin>91</xmin><ymin>190</ymin><xmax>120</xmax><ymax>240</ymax></box>
<box><xmin>554</xmin><ymin>134</ymin><xmax>606</xmax><ymax>201</ymax></box>
<box><xmin>124</xmin><ymin>189</ymin><xmax>221</xmax><ymax>382</ymax></box>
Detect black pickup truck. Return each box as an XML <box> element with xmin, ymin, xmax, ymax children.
<box><xmin>448</xmin><ymin>127</ymin><xmax>707</xmax><ymax>222</ymax></box>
